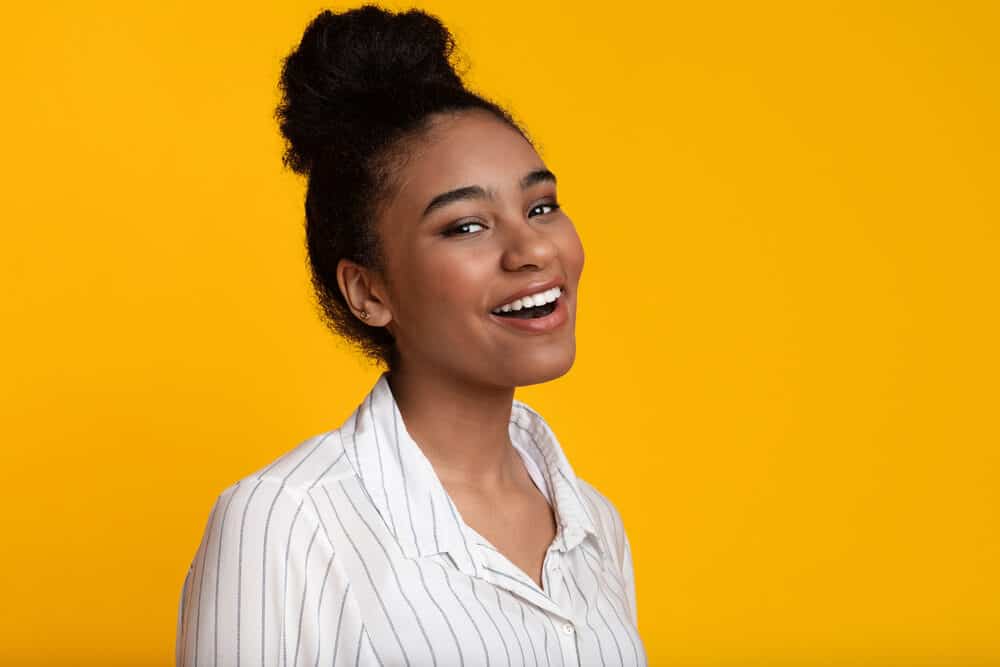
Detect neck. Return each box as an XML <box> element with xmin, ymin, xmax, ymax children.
<box><xmin>385</xmin><ymin>363</ymin><xmax>520</xmax><ymax>492</ymax></box>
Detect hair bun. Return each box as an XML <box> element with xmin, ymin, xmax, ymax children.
<box><xmin>277</xmin><ymin>5</ymin><xmax>467</xmax><ymax>174</ymax></box>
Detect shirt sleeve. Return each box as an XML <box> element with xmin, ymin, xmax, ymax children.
<box><xmin>176</xmin><ymin>479</ymin><xmax>364</xmax><ymax>666</ymax></box>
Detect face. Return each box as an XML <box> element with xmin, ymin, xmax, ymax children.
<box><xmin>341</xmin><ymin>109</ymin><xmax>585</xmax><ymax>389</ymax></box>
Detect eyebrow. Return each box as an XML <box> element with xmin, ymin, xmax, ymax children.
<box><xmin>420</xmin><ymin>168</ymin><xmax>557</xmax><ymax>220</ymax></box>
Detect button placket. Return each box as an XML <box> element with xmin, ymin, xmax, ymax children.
<box><xmin>554</xmin><ymin>614</ymin><xmax>579</xmax><ymax>666</ymax></box>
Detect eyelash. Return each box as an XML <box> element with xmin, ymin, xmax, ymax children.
<box><xmin>442</xmin><ymin>201</ymin><xmax>561</xmax><ymax>237</ymax></box>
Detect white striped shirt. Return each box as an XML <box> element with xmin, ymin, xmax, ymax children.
<box><xmin>176</xmin><ymin>371</ymin><xmax>646</xmax><ymax>666</ymax></box>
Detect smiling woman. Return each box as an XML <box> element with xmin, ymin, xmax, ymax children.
<box><xmin>175</xmin><ymin>4</ymin><xmax>645</xmax><ymax>666</ymax></box>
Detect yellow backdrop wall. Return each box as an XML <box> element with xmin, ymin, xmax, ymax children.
<box><xmin>2</xmin><ymin>1</ymin><xmax>997</xmax><ymax>665</ymax></box>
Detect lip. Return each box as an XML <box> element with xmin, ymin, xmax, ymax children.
<box><xmin>490</xmin><ymin>278</ymin><xmax>566</xmax><ymax>313</ymax></box>
<box><xmin>488</xmin><ymin>290</ymin><xmax>569</xmax><ymax>334</ymax></box>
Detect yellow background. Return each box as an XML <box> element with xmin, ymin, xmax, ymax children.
<box><xmin>2</xmin><ymin>1</ymin><xmax>997</xmax><ymax>665</ymax></box>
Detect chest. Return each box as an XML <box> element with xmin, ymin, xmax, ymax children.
<box><xmin>321</xmin><ymin>479</ymin><xmax>647</xmax><ymax>666</ymax></box>
<box><xmin>341</xmin><ymin>527</ymin><xmax>644</xmax><ymax>666</ymax></box>
<box><xmin>450</xmin><ymin>486</ymin><xmax>557</xmax><ymax>588</ymax></box>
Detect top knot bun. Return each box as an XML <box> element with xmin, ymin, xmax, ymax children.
<box><xmin>276</xmin><ymin>4</ymin><xmax>469</xmax><ymax>175</ymax></box>
<box><xmin>272</xmin><ymin>5</ymin><xmax>525</xmax><ymax>369</ymax></box>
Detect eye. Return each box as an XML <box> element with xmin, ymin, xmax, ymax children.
<box><xmin>529</xmin><ymin>200</ymin><xmax>561</xmax><ymax>217</ymax></box>
<box><xmin>442</xmin><ymin>220</ymin><xmax>486</xmax><ymax>237</ymax></box>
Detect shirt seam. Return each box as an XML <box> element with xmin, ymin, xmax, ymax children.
<box><xmin>262</xmin><ymin>478</ymin><xmax>372</xmax><ymax>646</ymax></box>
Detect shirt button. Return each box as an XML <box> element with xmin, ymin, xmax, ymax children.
<box><xmin>562</xmin><ymin>622</ymin><xmax>575</xmax><ymax>635</ymax></box>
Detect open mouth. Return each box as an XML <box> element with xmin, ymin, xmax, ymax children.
<box><xmin>491</xmin><ymin>285</ymin><xmax>564</xmax><ymax>320</ymax></box>
<box><xmin>492</xmin><ymin>299</ymin><xmax>558</xmax><ymax>319</ymax></box>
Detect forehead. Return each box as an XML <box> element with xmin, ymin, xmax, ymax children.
<box><xmin>393</xmin><ymin>111</ymin><xmax>544</xmax><ymax>206</ymax></box>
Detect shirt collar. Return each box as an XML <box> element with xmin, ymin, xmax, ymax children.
<box><xmin>340</xmin><ymin>371</ymin><xmax>604</xmax><ymax>576</ymax></box>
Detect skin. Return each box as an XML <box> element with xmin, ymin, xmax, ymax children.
<box><xmin>336</xmin><ymin>108</ymin><xmax>585</xmax><ymax>588</ymax></box>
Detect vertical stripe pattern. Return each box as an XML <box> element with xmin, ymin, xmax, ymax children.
<box><xmin>177</xmin><ymin>371</ymin><xmax>646</xmax><ymax>666</ymax></box>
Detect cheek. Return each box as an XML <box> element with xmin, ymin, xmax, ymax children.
<box><xmin>406</xmin><ymin>247</ymin><xmax>494</xmax><ymax>316</ymax></box>
<box><xmin>560</xmin><ymin>224</ymin><xmax>586</xmax><ymax>278</ymax></box>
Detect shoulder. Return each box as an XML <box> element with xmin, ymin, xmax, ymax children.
<box><xmin>243</xmin><ymin>427</ymin><xmax>353</xmax><ymax>489</ymax></box>
<box><xmin>179</xmin><ymin>432</ymin><xmax>362</xmax><ymax>664</ymax></box>
<box><xmin>204</xmin><ymin>427</ymin><xmax>357</xmax><ymax>534</ymax></box>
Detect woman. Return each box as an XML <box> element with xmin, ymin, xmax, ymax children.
<box><xmin>176</xmin><ymin>5</ymin><xmax>646</xmax><ymax>665</ymax></box>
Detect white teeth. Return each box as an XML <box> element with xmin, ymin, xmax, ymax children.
<box><xmin>492</xmin><ymin>286</ymin><xmax>562</xmax><ymax>314</ymax></box>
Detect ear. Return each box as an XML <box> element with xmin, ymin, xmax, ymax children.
<box><xmin>335</xmin><ymin>258</ymin><xmax>393</xmax><ymax>327</ymax></box>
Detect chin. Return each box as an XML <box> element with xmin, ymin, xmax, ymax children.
<box><xmin>504</xmin><ymin>344</ymin><xmax>576</xmax><ymax>388</ymax></box>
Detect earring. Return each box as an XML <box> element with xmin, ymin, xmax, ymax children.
<box><xmin>360</xmin><ymin>310</ymin><xmax>369</xmax><ymax>320</ymax></box>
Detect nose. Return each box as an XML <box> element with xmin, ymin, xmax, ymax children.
<box><xmin>499</xmin><ymin>214</ymin><xmax>558</xmax><ymax>272</ymax></box>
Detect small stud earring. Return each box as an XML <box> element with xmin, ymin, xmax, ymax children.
<box><xmin>360</xmin><ymin>310</ymin><xmax>369</xmax><ymax>320</ymax></box>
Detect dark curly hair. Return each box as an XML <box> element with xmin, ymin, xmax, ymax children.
<box><xmin>275</xmin><ymin>4</ymin><xmax>531</xmax><ymax>370</ymax></box>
